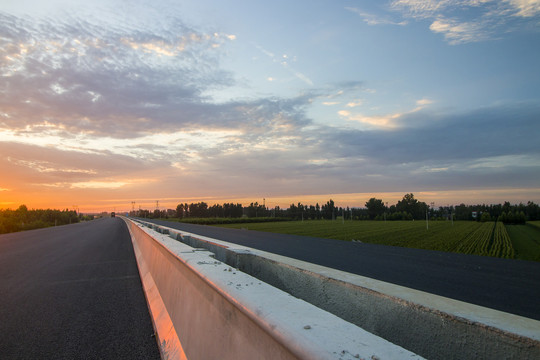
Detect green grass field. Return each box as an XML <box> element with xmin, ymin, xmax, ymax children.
<box><xmin>506</xmin><ymin>224</ymin><xmax>540</xmax><ymax>261</ymax></box>
<box><xmin>216</xmin><ymin>220</ymin><xmax>540</xmax><ymax>261</ymax></box>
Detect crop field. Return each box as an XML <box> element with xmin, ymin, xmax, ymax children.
<box><xmin>218</xmin><ymin>220</ymin><xmax>540</xmax><ymax>261</ymax></box>
<box><xmin>505</xmin><ymin>223</ymin><xmax>540</xmax><ymax>261</ymax></box>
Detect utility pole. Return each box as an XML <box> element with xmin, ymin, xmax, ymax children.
<box><xmin>427</xmin><ymin>202</ymin><xmax>434</xmax><ymax>230</ymax></box>
<box><xmin>426</xmin><ymin>205</ymin><xmax>429</xmax><ymax>230</ymax></box>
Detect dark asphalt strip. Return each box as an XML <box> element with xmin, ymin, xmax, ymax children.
<box><xmin>0</xmin><ymin>218</ymin><xmax>161</xmax><ymax>360</ymax></box>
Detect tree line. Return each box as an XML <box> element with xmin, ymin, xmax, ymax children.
<box><xmin>133</xmin><ymin>200</ymin><xmax>345</xmax><ymax>221</ymax></box>
<box><xmin>2</xmin><ymin>193</ymin><xmax>538</xmax><ymax>235</ymax></box>
<box><xmin>364</xmin><ymin>194</ymin><xmax>538</xmax><ymax>223</ymax></box>
<box><xmin>0</xmin><ymin>205</ymin><xmax>81</xmax><ymax>234</ymax></box>
<box><xmin>133</xmin><ymin>193</ymin><xmax>540</xmax><ymax>223</ymax></box>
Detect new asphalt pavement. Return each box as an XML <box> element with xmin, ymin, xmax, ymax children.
<box><xmin>0</xmin><ymin>218</ymin><xmax>160</xmax><ymax>360</ymax></box>
<box><xmin>144</xmin><ymin>218</ymin><xmax>540</xmax><ymax>321</ymax></box>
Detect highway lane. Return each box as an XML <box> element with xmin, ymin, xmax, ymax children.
<box><xmin>0</xmin><ymin>218</ymin><xmax>160</xmax><ymax>360</ymax></box>
<box><xmin>144</xmin><ymin>218</ymin><xmax>540</xmax><ymax>321</ymax></box>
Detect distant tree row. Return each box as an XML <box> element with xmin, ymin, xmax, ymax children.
<box><xmin>497</xmin><ymin>211</ymin><xmax>527</xmax><ymax>224</ymax></box>
<box><xmin>134</xmin><ymin>199</ymin><xmax>347</xmax><ymax>221</ymax></box>
<box><xmin>440</xmin><ymin>202</ymin><xmax>539</xmax><ymax>222</ymax></box>
<box><xmin>176</xmin><ymin>202</ymin><xmax>244</xmax><ymax>219</ymax></box>
<box><xmin>134</xmin><ymin>202</ymin><xmax>245</xmax><ymax>219</ymax></box>
<box><xmin>365</xmin><ymin>195</ymin><xmax>540</xmax><ymax>222</ymax></box>
<box><xmin>365</xmin><ymin>193</ymin><xmax>429</xmax><ymax>220</ymax></box>
<box><xmin>0</xmin><ymin>205</ymin><xmax>80</xmax><ymax>234</ymax></box>
<box><xmin>131</xmin><ymin>194</ymin><xmax>540</xmax><ymax>223</ymax></box>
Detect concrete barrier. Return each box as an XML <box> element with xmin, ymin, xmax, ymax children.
<box><xmin>131</xmin><ymin>218</ymin><xmax>540</xmax><ymax>360</ymax></box>
<box><xmin>122</xmin><ymin>217</ymin><xmax>423</xmax><ymax>360</ymax></box>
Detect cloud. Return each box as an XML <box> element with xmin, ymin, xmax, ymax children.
<box><xmin>337</xmin><ymin>98</ymin><xmax>432</xmax><ymax>129</ymax></box>
<box><xmin>391</xmin><ymin>0</ymin><xmax>540</xmax><ymax>44</ymax></box>
<box><xmin>0</xmin><ymin>8</ymin><xmax>316</xmax><ymax>167</ymax></box>
<box><xmin>505</xmin><ymin>0</ymin><xmax>540</xmax><ymax>17</ymax></box>
<box><xmin>346</xmin><ymin>100</ymin><xmax>363</xmax><ymax>108</ymax></box>
<box><xmin>328</xmin><ymin>101</ymin><xmax>540</xmax><ymax>165</ymax></box>
<box><xmin>188</xmin><ymin>102</ymin><xmax>540</xmax><ymax>194</ymax></box>
<box><xmin>71</xmin><ymin>181</ymin><xmax>130</xmax><ymax>189</ymax></box>
<box><xmin>345</xmin><ymin>7</ymin><xmax>408</xmax><ymax>26</ymax></box>
<box><xmin>429</xmin><ymin>18</ymin><xmax>489</xmax><ymax>44</ymax></box>
<box><xmin>338</xmin><ymin>110</ymin><xmax>401</xmax><ymax>129</ymax></box>
<box><xmin>0</xmin><ymin>12</ymin><xmax>238</xmax><ymax>138</ymax></box>
<box><xmin>412</xmin><ymin>98</ymin><xmax>434</xmax><ymax>111</ymax></box>
<box><xmin>0</xmin><ymin>141</ymin><xmax>166</xmax><ymax>186</ymax></box>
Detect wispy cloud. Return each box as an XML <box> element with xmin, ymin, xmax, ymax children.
<box><xmin>337</xmin><ymin>98</ymin><xmax>433</xmax><ymax>129</ymax></box>
<box><xmin>507</xmin><ymin>0</ymin><xmax>540</xmax><ymax>17</ymax></box>
<box><xmin>345</xmin><ymin>7</ymin><xmax>408</xmax><ymax>26</ymax></box>
<box><xmin>71</xmin><ymin>181</ymin><xmax>130</xmax><ymax>189</ymax></box>
<box><xmin>429</xmin><ymin>18</ymin><xmax>490</xmax><ymax>44</ymax></box>
<box><xmin>338</xmin><ymin>110</ymin><xmax>401</xmax><ymax>129</ymax></box>
<box><xmin>346</xmin><ymin>100</ymin><xmax>364</xmax><ymax>108</ymax></box>
<box><xmin>391</xmin><ymin>0</ymin><xmax>540</xmax><ymax>44</ymax></box>
<box><xmin>0</xmin><ymin>11</ymin><xmax>237</xmax><ymax>138</ymax></box>
<box><xmin>254</xmin><ymin>43</ymin><xmax>313</xmax><ymax>86</ymax></box>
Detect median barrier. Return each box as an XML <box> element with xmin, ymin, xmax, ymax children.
<box><xmin>130</xmin><ymin>218</ymin><xmax>540</xmax><ymax>360</ymax></box>
<box><xmin>122</xmin><ymin>217</ymin><xmax>422</xmax><ymax>360</ymax></box>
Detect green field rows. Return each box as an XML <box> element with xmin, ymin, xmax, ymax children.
<box><xmin>506</xmin><ymin>223</ymin><xmax>540</xmax><ymax>261</ymax></box>
<box><xmin>217</xmin><ymin>220</ymin><xmax>540</xmax><ymax>261</ymax></box>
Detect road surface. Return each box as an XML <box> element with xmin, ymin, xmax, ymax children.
<box><xmin>0</xmin><ymin>218</ymin><xmax>160</xmax><ymax>360</ymax></box>
<box><xmin>144</xmin><ymin>218</ymin><xmax>540</xmax><ymax>321</ymax></box>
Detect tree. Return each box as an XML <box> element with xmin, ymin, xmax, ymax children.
<box><xmin>480</xmin><ymin>212</ymin><xmax>491</xmax><ymax>222</ymax></box>
<box><xmin>322</xmin><ymin>199</ymin><xmax>335</xmax><ymax>220</ymax></box>
<box><xmin>176</xmin><ymin>204</ymin><xmax>184</xmax><ymax>219</ymax></box>
<box><xmin>365</xmin><ymin>198</ymin><xmax>385</xmax><ymax>220</ymax></box>
<box><xmin>396</xmin><ymin>193</ymin><xmax>426</xmax><ymax>220</ymax></box>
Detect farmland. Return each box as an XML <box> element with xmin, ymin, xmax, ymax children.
<box><xmin>218</xmin><ymin>220</ymin><xmax>540</xmax><ymax>261</ymax></box>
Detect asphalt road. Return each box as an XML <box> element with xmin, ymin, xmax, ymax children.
<box><xmin>0</xmin><ymin>218</ymin><xmax>160</xmax><ymax>360</ymax></box>
<box><xmin>144</xmin><ymin>218</ymin><xmax>540</xmax><ymax>321</ymax></box>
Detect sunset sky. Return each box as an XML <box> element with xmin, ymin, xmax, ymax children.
<box><xmin>1</xmin><ymin>0</ymin><xmax>540</xmax><ymax>213</ymax></box>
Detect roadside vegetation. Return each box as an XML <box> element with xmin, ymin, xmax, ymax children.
<box><xmin>0</xmin><ymin>205</ymin><xmax>88</xmax><ymax>235</ymax></box>
<box><xmin>217</xmin><ymin>219</ymin><xmax>539</xmax><ymax>261</ymax></box>
<box><xmin>505</xmin><ymin>223</ymin><xmax>540</xmax><ymax>261</ymax></box>
<box><xmin>131</xmin><ymin>193</ymin><xmax>540</xmax><ymax>261</ymax></box>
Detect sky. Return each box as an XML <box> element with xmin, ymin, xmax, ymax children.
<box><xmin>1</xmin><ymin>0</ymin><xmax>540</xmax><ymax>212</ymax></box>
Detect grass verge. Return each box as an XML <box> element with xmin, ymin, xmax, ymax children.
<box><xmin>506</xmin><ymin>223</ymin><xmax>540</xmax><ymax>262</ymax></box>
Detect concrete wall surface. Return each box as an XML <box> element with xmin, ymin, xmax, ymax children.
<box><xmin>123</xmin><ymin>217</ymin><xmax>423</xmax><ymax>360</ymax></box>
<box><xmin>131</xmin><ymin>218</ymin><xmax>540</xmax><ymax>360</ymax></box>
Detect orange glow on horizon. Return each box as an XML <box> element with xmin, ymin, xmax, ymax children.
<box><xmin>2</xmin><ymin>187</ymin><xmax>540</xmax><ymax>214</ymax></box>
